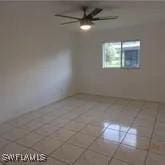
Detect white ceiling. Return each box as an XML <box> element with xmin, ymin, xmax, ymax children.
<box><xmin>0</xmin><ymin>1</ymin><xmax>165</xmax><ymax>31</ymax></box>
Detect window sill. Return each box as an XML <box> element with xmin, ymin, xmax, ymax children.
<box><xmin>102</xmin><ymin>67</ymin><xmax>141</xmax><ymax>69</ymax></box>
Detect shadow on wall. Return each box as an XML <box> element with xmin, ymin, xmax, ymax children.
<box><xmin>0</xmin><ymin>48</ymin><xmax>75</xmax><ymax>124</ymax></box>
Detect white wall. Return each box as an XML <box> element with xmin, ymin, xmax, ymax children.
<box><xmin>0</xmin><ymin>14</ymin><xmax>76</xmax><ymax>123</ymax></box>
<box><xmin>1</xmin><ymin>5</ymin><xmax>165</xmax><ymax>124</ymax></box>
<box><xmin>76</xmin><ymin>22</ymin><xmax>165</xmax><ymax>102</ymax></box>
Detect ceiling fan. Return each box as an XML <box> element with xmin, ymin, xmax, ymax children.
<box><xmin>55</xmin><ymin>6</ymin><xmax>118</xmax><ymax>31</ymax></box>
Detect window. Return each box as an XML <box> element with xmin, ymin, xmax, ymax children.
<box><xmin>102</xmin><ymin>41</ymin><xmax>140</xmax><ymax>68</ymax></box>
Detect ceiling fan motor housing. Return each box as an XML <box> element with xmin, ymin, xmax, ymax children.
<box><xmin>80</xmin><ymin>19</ymin><xmax>94</xmax><ymax>26</ymax></box>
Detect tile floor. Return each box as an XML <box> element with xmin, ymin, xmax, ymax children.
<box><xmin>0</xmin><ymin>94</ymin><xmax>165</xmax><ymax>165</ymax></box>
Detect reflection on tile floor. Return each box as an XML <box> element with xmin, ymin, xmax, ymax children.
<box><xmin>0</xmin><ymin>94</ymin><xmax>165</xmax><ymax>165</ymax></box>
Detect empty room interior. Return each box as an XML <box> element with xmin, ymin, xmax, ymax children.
<box><xmin>0</xmin><ymin>1</ymin><xmax>165</xmax><ymax>165</ymax></box>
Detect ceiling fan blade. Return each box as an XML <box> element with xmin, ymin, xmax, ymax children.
<box><xmin>92</xmin><ymin>16</ymin><xmax>118</xmax><ymax>21</ymax></box>
<box><xmin>55</xmin><ymin>14</ymin><xmax>80</xmax><ymax>20</ymax></box>
<box><xmin>60</xmin><ymin>21</ymin><xmax>79</xmax><ymax>25</ymax></box>
<box><xmin>87</xmin><ymin>8</ymin><xmax>103</xmax><ymax>18</ymax></box>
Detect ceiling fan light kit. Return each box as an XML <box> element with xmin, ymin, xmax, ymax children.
<box><xmin>80</xmin><ymin>19</ymin><xmax>93</xmax><ymax>31</ymax></box>
<box><xmin>80</xmin><ymin>24</ymin><xmax>91</xmax><ymax>31</ymax></box>
<box><xmin>55</xmin><ymin>6</ymin><xmax>118</xmax><ymax>31</ymax></box>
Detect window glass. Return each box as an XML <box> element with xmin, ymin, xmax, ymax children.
<box><xmin>122</xmin><ymin>41</ymin><xmax>140</xmax><ymax>68</ymax></box>
<box><xmin>102</xmin><ymin>41</ymin><xmax>140</xmax><ymax>69</ymax></box>
<box><xmin>103</xmin><ymin>42</ymin><xmax>121</xmax><ymax>68</ymax></box>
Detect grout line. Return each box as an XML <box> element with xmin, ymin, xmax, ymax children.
<box><xmin>71</xmin><ymin>128</ymin><xmax>107</xmax><ymax>165</ymax></box>
<box><xmin>72</xmin><ymin>101</ymin><xmax>143</xmax><ymax>165</ymax></box>
<box><xmin>107</xmin><ymin>102</ymin><xmax>145</xmax><ymax>165</ymax></box>
<box><xmin>143</xmin><ymin>104</ymin><xmax>160</xmax><ymax>165</ymax></box>
<box><xmin>47</xmin><ymin>102</ymin><xmax>114</xmax><ymax>157</ymax></box>
<box><xmin>0</xmin><ymin>99</ymin><xmax>141</xmax><ymax>165</ymax></box>
<box><xmin>1</xmin><ymin>101</ymin><xmax>96</xmax><ymax>164</ymax></box>
<box><xmin>2</xmin><ymin>102</ymin><xmax>99</xmax><ymax>165</ymax></box>
<box><xmin>29</xmin><ymin>101</ymin><xmax>109</xmax><ymax>153</ymax></box>
<box><xmin>52</xmin><ymin>101</ymin><xmax>118</xmax><ymax>165</ymax></box>
<box><xmin>2</xmin><ymin>101</ymin><xmax>95</xmax><ymax>140</ymax></box>
<box><xmin>0</xmin><ymin>96</ymin><xmax>160</xmax><ymax>165</ymax></box>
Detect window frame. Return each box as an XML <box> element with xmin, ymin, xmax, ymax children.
<box><xmin>102</xmin><ymin>40</ymin><xmax>141</xmax><ymax>69</ymax></box>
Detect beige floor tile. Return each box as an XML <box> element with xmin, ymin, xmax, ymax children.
<box><xmin>83</xmin><ymin>111</ymin><xmax>104</xmax><ymax>119</ymax></box>
<box><xmin>137</xmin><ymin>114</ymin><xmax>156</xmax><ymax>121</ymax></box>
<box><xmin>17</xmin><ymin>132</ymin><xmax>44</xmax><ymax>147</ymax></box>
<box><xmin>108</xmin><ymin>105</ymin><xmax>123</xmax><ymax>112</ymax></box>
<box><xmin>89</xmin><ymin>137</ymin><xmax>119</xmax><ymax>156</ymax></box>
<box><xmin>74</xmin><ymin>150</ymin><xmax>110</xmax><ymax>165</ymax></box>
<box><xmin>21</xmin><ymin>120</ymin><xmax>44</xmax><ymax>131</ymax></box>
<box><xmin>132</xmin><ymin>121</ymin><xmax>154</xmax><ymax>129</ymax></box>
<box><xmin>150</xmin><ymin>141</ymin><xmax>165</xmax><ymax>155</ymax></box>
<box><xmin>122</xmin><ymin>133</ymin><xmax>150</xmax><ymax>150</ymax></box>
<box><xmin>6</xmin><ymin>118</ymin><xmax>29</xmax><ymax>128</ymax></box>
<box><xmin>34</xmin><ymin>123</ymin><xmax>59</xmax><ymax>136</ymax></box>
<box><xmin>48</xmin><ymin>129</ymin><xmax>76</xmax><ymax>142</ymax></box>
<box><xmin>142</xmin><ymin>102</ymin><xmax>159</xmax><ymax>111</ymax></box>
<box><xmin>0</xmin><ymin>95</ymin><xmax>163</xmax><ymax>165</ymax></box>
<box><xmin>0</xmin><ymin>137</ymin><xmax>10</xmax><ymax>149</ymax></box>
<box><xmin>22</xmin><ymin>148</ymin><xmax>42</xmax><ymax>154</ymax></box>
<box><xmin>16</xmin><ymin>113</ymin><xmax>38</xmax><ymax>123</ymax></box>
<box><xmin>73</xmin><ymin>116</ymin><xmax>93</xmax><ymax>124</ymax></box>
<box><xmin>146</xmin><ymin>152</ymin><xmax>165</xmax><ymax>165</ymax></box>
<box><xmin>110</xmin><ymin>159</ymin><xmax>128</xmax><ymax>165</ymax></box>
<box><xmin>39</xmin><ymin>157</ymin><xmax>67</xmax><ymax>165</ymax></box>
<box><xmin>128</xmin><ymin>126</ymin><xmax>153</xmax><ymax>138</ymax></box>
<box><xmin>26</xmin><ymin>111</ymin><xmax>43</xmax><ymax>119</ymax></box>
<box><xmin>68</xmin><ymin>132</ymin><xmax>96</xmax><ymax>148</ymax></box>
<box><xmin>60</xmin><ymin>112</ymin><xmax>79</xmax><ymax>121</ymax></box>
<box><xmin>0</xmin><ymin>142</ymin><xmax>26</xmax><ymax>156</ymax></box>
<box><xmin>155</xmin><ymin>122</ymin><xmax>165</xmax><ymax>131</ymax></box>
<box><xmin>157</xmin><ymin>115</ymin><xmax>165</xmax><ymax>123</ymax></box>
<box><xmin>80</xmin><ymin>125</ymin><xmax>106</xmax><ymax>137</ymax></box>
<box><xmin>115</xmin><ymin>145</ymin><xmax>147</xmax><ymax>165</ymax></box>
<box><xmin>32</xmin><ymin>136</ymin><xmax>63</xmax><ymax>155</ymax></box>
<box><xmin>37</xmin><ymin>114</ymin><xmax>58</xmax><ymax>123</ymax></box>
<box><xmin>64</xmin><ymin>121</ymin><xmax>86</xmax><ymax>132</ymax></box>
<box><xmin>101</xmin><ymin>129</ymin><xmax>126</xmax><ymax>143</ymax></box>
<box><xmin>88</xmin><ymin>119</ymin><xmax>111</xmax><ymax>128</ymax></box>
<box><xmin>0</xmin><ymin>122</ymin><xmax>13</xmax><ymax>134</ymax></box>
<box><xmin>2</xmin><ymin>128</ymin><xmax>29</xmax><ymax>141</ymax></box>
<box><xmin>51</xmin><ymin>118</ymin><xmax>70</xmax><ymax>127</ymax></box>
<box><xmin>46</xmin><ymin>110</ymin><xmax>66</xmax><ymax>118</ymax></box>
<box><xmin>152</xmin><ymin>130</ymin><xmax>165</xmax><ymax>142</ymax></box>
<box><xmin>51</xmin><ymin>143</ymin><xmax>84</xmax><ymax>164</ymax></box>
